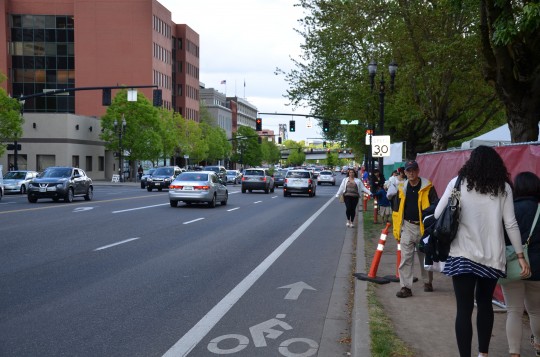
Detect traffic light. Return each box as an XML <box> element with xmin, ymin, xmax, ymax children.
<box><xmin>256</xmin><ymin>118</ymin><xmax>262</xmax><ymax>131</ymax></box>
<box><xmin>278</xmin><ymin>137</ymin><xmax>282</xmax><ymax>144</ymax></box>
<box><xmin>102</xmin><ymin>88</ymin><xmax>111</xmax><ymax>106</ymax></box>
<box><xmin>289</xmin><ymin>120</ymin><xmax>296</xmax><ymax>132</ymax></box>
<box><xmin>323</xmin><ymin>141</ymin><xmax>327</xmax><ymax>148</ymax></box>
<box><xmin>323</xmin><ymin>120</ymin><xmax>329</xmax><ymax>132</ymax></box>
<box><xmin>152</xmin><ymin>89</ymin><xmax>162</xmax><ymax>107</ymax></box>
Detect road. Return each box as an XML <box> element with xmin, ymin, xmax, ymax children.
<box><xmin>0</xmin><ymin>181</ymin><xmax>353</xmax><ymax>356</ymax></box>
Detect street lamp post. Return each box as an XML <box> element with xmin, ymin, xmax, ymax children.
<box><xmin>114</xmin><ymin>114</ymin><xmax>127</xmax><ymax>182</ymax></box>
<box><xmin>368</xmin><ymin>60</ymin><xmax>398</xmax><ymax>172</ymax></box>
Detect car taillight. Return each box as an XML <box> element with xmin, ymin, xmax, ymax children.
<box><xmin>261</xmin><ymin>177</ymin><xmax>267</xmax><ymax>182</ymax></box>
<box><xmin>308</xmin><ymin>179</ymin><xmax>312</xmax><ymax>184</ymax></box>
<box><xmin>193</xmin><ymin>185</ymin><xmax>209</xmax><ymax>190</ymax></box>
<box><xmin>242</xmin><ymin>177</ymin><xmax>246</xmax><ymax>181</ymax></box>
<box><xmin>284</xmin><ymin>178</ymin><xmax>288</xmax><ymax>183</ymax></box>
<box><xmin>170</xmin><ymin>185</ymin><xmax>183</xmax><ymax>189</ymax></box>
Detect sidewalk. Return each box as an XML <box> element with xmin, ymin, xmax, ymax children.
<box><xmin>352</xmin><ymin>217</ymin><xmax>534</xmax><ymax>357</ymax></box>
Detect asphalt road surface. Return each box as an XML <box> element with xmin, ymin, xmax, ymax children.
<box><xmin>0</xmin><ymin>182</ymin><xmax>352</xmax><ymax>356</ymax></box>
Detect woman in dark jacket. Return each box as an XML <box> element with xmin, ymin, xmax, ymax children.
<box><xmin>502</xmin><ymin>171</ymin><xmax>540</xmax><ymax>357</ymax></box>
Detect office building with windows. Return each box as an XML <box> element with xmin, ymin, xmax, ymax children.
<box><xmin>0</xmin><ymin>0</ymin><xmax>199</xmax><ymax>179</ymax></box>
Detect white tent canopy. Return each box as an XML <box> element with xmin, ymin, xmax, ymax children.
<box><xmin>461</xmin><ymin>123</ymin><xmax>540</xmax><ymax>149</ymax></box>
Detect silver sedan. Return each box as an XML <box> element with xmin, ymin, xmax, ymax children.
<box><xmin>317</xmin><ymin>170</ymin><xmax>336</xmax><ymax>185</ymax></box>
<box><xmin>3</xmin><ymin>170</ymin><xmax>39</xmax><ymax>194</ymax></box>
<box><xmin>168</xmin><ymin>171</ymin><xmax>228</xmax><ymax>208</ymax></box>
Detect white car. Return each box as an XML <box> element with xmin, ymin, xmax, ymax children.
<box><xmin>283</xmin><ymin>169</ymin><xmax>316</xmax><ymax>197</ymax></box>
<box><xmin>2</xmin><ymin>170</ymin><xmax>39</xmax><ymax>194</ymax></box>
<box><xmin>317</xmin><ymin>170</ymin><xmax>336</xmax><ymax>185</ymax></box>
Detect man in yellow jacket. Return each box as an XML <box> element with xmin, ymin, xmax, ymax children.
<box><xmin>387</xmin><ymin>160</ymin><xmax>438</xmax><ymax>298</ymax></box>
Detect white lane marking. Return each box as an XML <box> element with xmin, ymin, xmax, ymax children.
<box><xmin>162</xmin><ymin>196</ymin><xmax>334</xmax><ymax>357</ymax></box>
<box><xmin>227</xmin><ymin>207</ymin><xmax>240</xmax><ymax>212</ymax></box>
<box><xmin>94</xmin><ymin>237</ymin><xmax>140</xmax><ymax>251</ymax></box>
<box><xmin>183</xmin><ymin>218</ymin><xmax>205</xmax><ymax>225</ymax></box>
<box><xmin>253</xmin><ymin>201</ymin><xmax>262</xmax><ymax>204</ymax></box>
<box><xmin>112</xmin><ymin>203</ymin><xmax>169</xmax><ymax>213</ymax></box>
<box><xmin>271</xmin><ymin>196</ymin><xmax>278</xmax><ymax>198</ymax></box>
<box><xmin>73</xmin><ymin>207</ymin><xmax>94</xmax><ymax>212</ymax></box>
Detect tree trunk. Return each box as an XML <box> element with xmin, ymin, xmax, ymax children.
<box><xmin>505</xmin><ymin>94</ymin><xmax>540</xmax><ymax>143</ymax></box>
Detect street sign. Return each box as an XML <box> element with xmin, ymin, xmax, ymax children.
<box><xmin>340</xmin><ymin>120</ymin><xmax>359</xmax><ymax>125</ymax></box>
<box><xmin>371</xmin><ymin>135</ymin><xmax>391</xmax><ymax>157</ymax></box>
<box><xmin>7</xmin><ymin>144</ymin><xmax>21</xmax><ymax>151</ymax></box>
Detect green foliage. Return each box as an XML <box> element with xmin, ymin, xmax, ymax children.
<box><xmin>234</xmin><ymin>126</ymin><xmax>262</xmax><ymax>167</ymax></box>
<box><xmin>0</xmin><ymin>85</ymin><xmax>23</xmax><ymax>157</ymax></box>
<box><xmin>100</xmin><ymin>89</ymin><xmax>163</xmax><ymax>163</ymax></box>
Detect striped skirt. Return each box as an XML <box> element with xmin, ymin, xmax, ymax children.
<box><xmin>443</xmin><ymin>256</ymin><xmax>505</xmax><ymax>279</ymax></box>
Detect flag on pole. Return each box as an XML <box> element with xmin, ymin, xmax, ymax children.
<box><xmin>220</xmin><ymin>80</ymin><xmax>226</xmax><ymax>84</ymax></box>
<box><xmin>244</xmin><ymin>79</ymin><xmax>246</xmax><ymax>87</ymax></box>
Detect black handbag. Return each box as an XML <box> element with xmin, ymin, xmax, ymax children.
<box><xmin>432</xmin><ymin>176</ymin><xmax>462</xmax><ymax>245</ymax></box>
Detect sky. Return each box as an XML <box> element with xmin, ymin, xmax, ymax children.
<box><xmin>157</xmin><ymin>0</ymin><xmax>320</xmax><ymax>142</ymax></box>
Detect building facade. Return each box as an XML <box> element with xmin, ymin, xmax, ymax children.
<box><xmin>200</xmin><ymin>86</ymin><xmax>232</xmax><ymax>139</ymax></box>
<box><xmin>0</xmin><ymin>0</ymin><xmax>199</xmax><ymax>179</ymax></box>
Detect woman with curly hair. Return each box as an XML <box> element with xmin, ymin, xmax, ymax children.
<box><xmin>434</xmin><ymin>145</ymin><xmax>531</xmax><ymax>357</ymax></box>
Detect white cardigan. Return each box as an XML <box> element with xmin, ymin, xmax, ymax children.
<box><xmin>434</xmin><ymin>177</ymin><xmax>523</xmax><ymax>271</ymax></box>
<box><xmin>336</xmin><ymin>177</ymin><xmax>372</xmax><ymax>198</ymax></box>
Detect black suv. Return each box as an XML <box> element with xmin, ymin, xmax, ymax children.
<box><xmin>27</xmin><ymin>167</ymin><xmax>93</xmax><ymax>203</ymax></box>
<box><xmin>146</xmin><ymin>166</ymin><xmax>183</xmax><ymax>191</ymax></box>
<box><xmin>203</xmin><ymin>166</ymin><xmax>227</xmax><ymax>183</ymax></box>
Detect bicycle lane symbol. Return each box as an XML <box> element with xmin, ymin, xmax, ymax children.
<box><xmin>207</xmin><ymin>314</ymin><xmax>319</xmax><ymax>356</ymax></box>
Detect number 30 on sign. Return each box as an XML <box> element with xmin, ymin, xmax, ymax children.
<box><xmin>371</xmin><ymin>135</ymin><xmax>391</xmax><ymax>157</ymax></box>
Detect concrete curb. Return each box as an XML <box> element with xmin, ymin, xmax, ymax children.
<box><xmin>351</xmin><ymin>216</ymin><xmax>371</xmax><ymax>356</ymax></box>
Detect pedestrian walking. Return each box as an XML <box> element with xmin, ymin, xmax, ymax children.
<box><xmin>336</xmin><ymin>168</ymin><xmax>372</xmax><ymax>228</ymax></box>
<box><xmin>387</xmin><ymin>160</ymin><xmax>438</xmax><ymax>297</ymax></box>
<box><xmin>501</xmin><ymin>171</ymin><xmax>540</xmax><ymax>357</ymax></box>
<box><xmin>374</xmin><ymin>183</ymin><xmax>392</xmax><ymax>224</ymax></box>
<box><xmin>434</xmin><ymin>146</ymin><xmax>530</xmax><ymax>357</ymax></box>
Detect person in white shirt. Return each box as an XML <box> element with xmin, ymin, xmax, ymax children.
<box><xmin>336</xmin><ymin>168</ymin><xmax>372</xmax><ymax>227</ymax></box>
<box><xmin>434</xmin><ymin>145</ymin><xmax>531</xmax><ymax>357</ymax></box>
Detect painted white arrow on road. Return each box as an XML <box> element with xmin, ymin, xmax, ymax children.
<box><xmin>278</xmin><ymin>282</ymin><xmax>316</xmax><ymax>300</ymax></box>
<box><xmin>73</xmin><ymin>207</ymin><xmax>94</xmax><ymax>212</ymax></box>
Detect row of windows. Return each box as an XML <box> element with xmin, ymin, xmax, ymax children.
<box><xmin>174</xmin><ymin>37</ymin><xmax>182</xmax><ymax>50</ymax></box>
<box><xmin>12</xmin><ymin>55</ymin><xmax>74</xmax><ymax>70</ymax></box>
<box><xmin>10</xmin><ymin>15</ymin><xmax>74</xmax><ymax>29</ymax></box>
<box><xmin>153</xmin><ymin>15</ymin><xmax>171</xmax><ymax>39</ymax></box>
<box><xmin>184</xmin><ymin>107</ymin><xmax>199</xmax><ymax>121</ymax></box>
<box><xmin>153</xmin><ymin>42</ymin><xmax>171</xmax><ymax>64</ymax></box>
<box><xmin>11</xmin><ymin>42</ymin><xmax>74</xmax><ymax>57</ymax></box>
<box><xmin>186</xmin><ymin>40</ymin><xmax>199</xmax><ymax>57</ymax></box>
<box><xmin>12</xmin><ymin>69</ymin><xmax>75</xmax><ymax>84</ymax></box>
<box><xmin>153</xmin><ymin>70</ymin><xmax>171</xmax><ymax>90</ymax></box>
<box><xmin>11</xmin><ymin>28</ymin><xmax>74</xmax><ymax>42</ymax></box>
<box><xmin>185</xmin><ymin>61</ymin><xmax>199</xmax><ymax>79</ymax></box>
<box><xmin>185</xmin><ymin>84</ymin><xmax>199</xmax><ymax>100</ymax></box>
<box><xmin>11</xmin><ymin>91</ymin><xmax>74</xmax><ymax>113</ymax></box>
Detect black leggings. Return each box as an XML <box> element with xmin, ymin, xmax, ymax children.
<box><xmin>452</xmin><ymin>273</ymin><xmax>498</xmax><ymax>356</ymax></box>
<box><xmin>343</xmin><ymin>195</ymin><xmax>359</xmax><ymax>222</ymax></box>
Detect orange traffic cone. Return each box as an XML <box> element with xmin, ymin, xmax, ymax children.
<box><xmin>354</xmin><ymin>222</ymin><xmax>392</xmax><ymax>284</ymax></box>
<box><xmin>383</xmin><ymin>241</ymin><xmax>418</xmax><ymax>283</ymax></box>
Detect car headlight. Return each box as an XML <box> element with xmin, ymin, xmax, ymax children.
<box><xmin>147</xmin><ymin>178</ymin><xmax>153</xmax><ymax>182</ymax></box>
<box><xmin>56</xmin><ymin>183</ymin><xmax>65</xmax><ymax>188</ymax></box>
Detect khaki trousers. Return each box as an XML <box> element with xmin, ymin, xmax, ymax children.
<box><xmin>398</xmin><ymin>220</ymin><xmax>433</xmax><ymax>289</ymax></box>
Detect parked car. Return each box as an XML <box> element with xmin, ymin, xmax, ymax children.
<box><xmin>2</xmin><ymin>170</ymin><xmax>39</xmax><ymax>194</ymax></box>
<box><xmin>283</xmin><ymin>169</ymin><xmax>317</xmax><ymax>197</ymax></box>
<box><xmin>317</xmin><ymin>170</ymin><xmax>336</xmax><ymax>185</ymax></box>
<box><xmin>273</xmin><ymin>169</ymin><xmax>288</xmax><ymax>187</ymax></box>
<box><xmin>140</xmin><ymin>168</ymin><xmax>156</xmax><ymax>189</ymax></box>
<box><xmin>203</xmin><ymin>165</ymin><xmax>228</xmax><ymax>182</ymax></box>
<box><xmin>241</xmin><ymin>168</ymin><xmax>275</xmax><ymax>193</ymax></box>
<box><xmin>168</xmin><ymin>171</ymin><xmax>228</xmax><ymax>208</ymax></box>
<box><xmin>226</xmin><ymin>170</ymin><xmax>242</xmax><ymax>184</ymax></box>
<box><xmin>146</xmin><ymin>166</ymin><xmax>183</xmax><ymax>191</ymax></box>
<box><xmin>27</xmin><ymin>167</ymin><xmax>93</xmax><ymax>203</ymax></box>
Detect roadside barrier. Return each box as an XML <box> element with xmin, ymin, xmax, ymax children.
<box><xmin>373</xmin><ymin>197</ymin><xmax>379</xmax><ymax>224</ymax></box>
<box><xmin>354</xmin><ymin>222</ymin><xmax>392</xmax><ymax>284</ymax></box>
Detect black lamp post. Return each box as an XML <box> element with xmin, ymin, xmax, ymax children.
<box><xmin>368</xmin><ymin>60</ymin><xmax>398</xmax><ymax>172</ymax></box>
<box><xmin>114</xmin><ymin>114</ymin><xmax>127</xmax><ymax>182</ymax></box>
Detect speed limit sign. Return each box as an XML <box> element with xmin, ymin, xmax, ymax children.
<box><xmin>372</xmin><ymin>135</ymin><xmax>391</xmax><ymax>157</ymax></box>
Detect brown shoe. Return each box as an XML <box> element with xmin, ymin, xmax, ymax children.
<box><xmin>396</xmin><ymin>287</ymin><xmax>412</xmax><ymax>298</ymax></box>
<box><xmin>424</xmin><ymin>283</ymin><xmax>434</xmax><ymax>292</ymax></box>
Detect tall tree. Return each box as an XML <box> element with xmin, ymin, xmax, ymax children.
<box><xmin>480</xmin><ymin>1</ymin><xmax>540</xmax><ymax>141</ymax></box>
<box><xmin>0</xmin><ymin>74</ymin><xmax>23</xmax><ymax>157</ymax></box>
<box><xmin>100</xmin><ymin>89</ymin><xmax>163</xmax><ymax>164</ymax></box>
<box><xmin>282</xmin><ymin>0</ymin><xmax>506</xmax><ymax>156</ymax></box>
